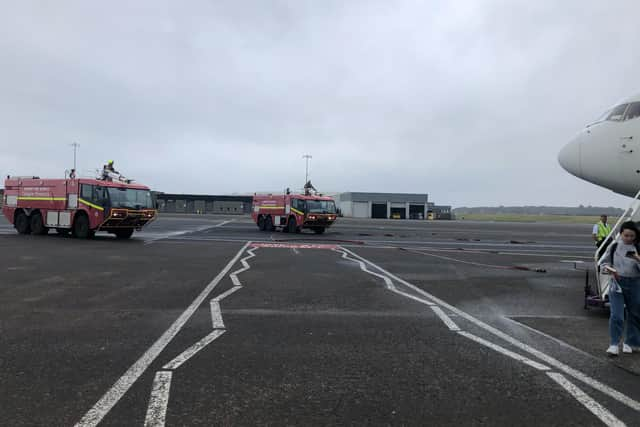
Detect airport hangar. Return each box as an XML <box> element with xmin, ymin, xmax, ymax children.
<box><xmin>338</xmin><ymin>192</ymin><xmax>452</xmax><ymax>220</ymax></box>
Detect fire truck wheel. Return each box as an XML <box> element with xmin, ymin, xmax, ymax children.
<box><xmin>287</xmin><ymin>217</ymin><xmax>297</xmax><ymax>233</ymax></box>
<box><xmin>30</xmin><ymin>212</ymin><xmax>48</xmax><ymax>235</ymax></box>
<box><xmin>265</xmin><ymin>216</ymin><xmax>274</xmax><ymax>231</ymax></box>
<box><xmin>312</xmin><ymin>227</ymin><xmax>326</xmax><ymax>234</ymax></box>
<box><xmin>15</xmin><ymin>211</ymin><xmax>31</xmax><ymax>235</ymax></box>
<box><xmin>258</xmin><ymin>216</ymin><xmax>266</xmax><ymax>231</ymax></box>
<box><xmin>114</xmin><ymin>229</ymin><xmax>134</xmax><ymax>239</ymax></box>
<box><xmin>73</xmin><ymin>214</ymin><xmax>91</xmax><ymax>239</ymax></box>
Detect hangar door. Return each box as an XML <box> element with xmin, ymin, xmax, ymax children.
<box><xmin>352</xmin><ymin>202</ymin><xmax>369</xmax><ymax>218</ymax></box>
<box><xmin>409</xmin><ymin>204</ymin><xmax>425</xmax><ymax>219</ymax></box>
<box><xmin>390</xmin><ymin>203</ymin><xmax>406</xmax><ymax>219</ymax></box>
<box><xmin>371</xmin><ymin>203</ymin><xmax>387</xmax><ymax>219</ymax></box>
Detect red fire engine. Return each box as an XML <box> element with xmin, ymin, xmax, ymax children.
<box><xmin>2</xmin><ymin>174</ymin><xmax>156</xmax><ymax>239</ymax></box>
<box><xmin>252</xmin><ymin>192</ymin><xmax>337</xmax><ymax>234</ymax></box>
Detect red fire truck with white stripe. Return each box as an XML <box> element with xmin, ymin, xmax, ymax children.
<box><xmin>252</xmin><ymin>192</ymin><xmax>337</xmax><ymax>234</ymax></box>
<box><xmin>2</xmin><ymin>174</ymin><xmax>156</xmax><ymax>239</ymax></box>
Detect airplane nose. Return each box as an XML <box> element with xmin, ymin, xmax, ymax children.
<box><xmin>558</xmin><ymin>137</ymin><xmax>582</xmax><ymax>178</ymax></box>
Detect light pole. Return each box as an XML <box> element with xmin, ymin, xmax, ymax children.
<box><xmin>70</xmin><ymin>142</ymin><xmax>80</xmax><ymax>170</ymax></box>
<box><xmin>302</xmin><ymin>154</ymin><xmax>312</xmax><ymax>183</ymax></box>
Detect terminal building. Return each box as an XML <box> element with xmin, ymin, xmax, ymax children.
<box><xmin>154</xmin><ymin>193</ymin><xmax>252</xmax><ymax>215</ymax></box>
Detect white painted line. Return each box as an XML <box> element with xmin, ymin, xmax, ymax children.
<box><xmin>143</xmin><ymin>220</ymin><xmax>234</xmax><ymax>245</ymax></box>
<box><xmin>213</xmin><ymin>286</ymin><xmax>243</xmax><ymax>302</ymax></box>
<box><xmin>502</xmin><ymin>317</ymin><xmax>601</xmax><ymax>363</ymax></box>
<box><xmin>458</xmin><ymin>331</ymin><xmax>550</xmax><ymax>371</ymax></box>
<box><xmin>214</xmin><ymin>220</ymin><xmax>234</xmax><ymax>228</ymax></box>
<box><xmin>547</xmin><ymin>372</ymin><xmax>627</xmax><ymax>427</ymax></box>
<box><xmin>292</xmin><ymin>247</ymin><xmax>300</xmax><ymax>255</ymax></box>
<box><xmin>144</xmin><ymin>371</ymin><xmax>173</xmax><ymax>427</ymax></box>
<box><xmin>339</xmin><ymin>244</ymin><xmax>592</xmax><ymax>259</ymax></box>
<box><xmin>405</xmin><ymin>248</ymin><xmax>517</xmax><ymax>270</ymax></box>
<box><xmin>497</xmin><ymin>252</ymin><xmax>592</xmax><ymax>259</ymax></box>
<box><xmin>342</xmin><ymin>238</ymin><xmax>593</xmax><ymax>251</ymax></box>
<box><xmin>228</xmin><ymin>248</ymin><xmax>257</xmax><ymax>289</ymax></box>
<box><xmin>337</xmin><ymin>249</ymin><xmax>436</xmax><ymax>306</ymax></box>
<box><xmin>431</xmin><ymin>306</ymin><xmax>460</xmax><ymax>331</ymax></box>
<box><xmin>162</xmin><ymin>330</ymin><xmax>226</xmax><ymax>370</ymax></box>
<box><xmin>230</xmin><ymin>273</ymin><xmax>242</xmax><ymax>288</ymax></box>
<box><xmin>336</xmin><ymin>250</ymin><xmax>395</xmax><ymax>290</ymax></box>
<box><xmin>504</xmin><ymin>314</ymin><xmax>595</xmax><ymax>320</ymax></box>
<box><xmin>389</xmin><ymin>289</ymin><xmax>436</xmax><ymax>306</ymax></box>
<box><xmin>210</xmin><ymin>300</ymin><xmax>225</xmax><ymax>329</ymax></box>
<box><xmin>75</xmin><ymin>242</ymin><xmax>251</xmax><ymax>427</ymax></box>
<box><xmin>339</xmin><ymin>246</ymin><xmax>640</xmax><ymax>413</ymax></box>
<box><xmin>143</xmin><ymin>225</ymin><xmax>216</xmax><ymax>245</ymax></box>
<box><xmin>383</xmin><ymin>245</ymin><xmax>588</xmax><ymax>259</ymax></box>
<box><xmin>240</xmin><ymin>248</ymin><xmax>257</xmax><ymax>268</ymax></box>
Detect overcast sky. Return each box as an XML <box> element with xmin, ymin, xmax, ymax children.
<box><xmin>1</xmin><ymin>1</ymin><xmax>639</xmax><ymax>207</ymax></box>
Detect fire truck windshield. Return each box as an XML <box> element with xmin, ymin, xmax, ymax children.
<box><xmin>107</xmin><ymin>187</ymin><xmax>154</xmax><ymax>209</ymax></box>
<box><xmin>306</xmin><ymin>200</ymin><xmax>336</xmax><ymax>214</ymax></box>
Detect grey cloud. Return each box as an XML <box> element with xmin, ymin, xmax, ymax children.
<box><xmin>1</xmin><ymin>0</ymin><xmax>639</xmax><ymax>207</ymax></box>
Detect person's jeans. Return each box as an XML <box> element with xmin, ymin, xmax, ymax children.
<box><xmin>609</xmin><ymin>276</ymin><xmax>640</xmax><ymax>346</ymax></box>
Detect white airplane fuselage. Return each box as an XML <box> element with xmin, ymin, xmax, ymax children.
<box><xmin>559</xmin><ymin>94</ymin><xmax>640</xmax><ymax>197</ymax></box>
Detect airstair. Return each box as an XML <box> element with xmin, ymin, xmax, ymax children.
<box><xmin>587</xmin><ymin>188</ymin><xmax>640</xmax><ymax>308</ymax></box>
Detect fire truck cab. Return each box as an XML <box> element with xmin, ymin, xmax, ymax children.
<box><xmin>252</xmin><ymin>193</ymin><xmax>337</xmax><ymax>234</ymax></box>
<box><xmin>2</xmin><ymin>176</ymin><xmax>156</xmax><ymax>239</ymax></box>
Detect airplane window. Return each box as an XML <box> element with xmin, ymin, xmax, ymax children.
<box><xmin>606</xmin><ymin>104</ymin><xmax>628</xmax><ymax>121</ymax></box>
<box><xmin>595</xmin><ymin>110</ymin><xmax>610</xmax><ymax>122</ymax></box>
<box><xmin>624</xmin><ymin>102</ymin><xmax>640</xmax><ymax>121</ymax></box>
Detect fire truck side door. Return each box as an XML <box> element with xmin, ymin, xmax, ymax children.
<box><xmin>290</xmin><ymin>198</ymin><xmax>306</xmax><ymax>216</ymax></box>
<box><xmin>94</xmin><ymin>186</ymin><xmax>108</xmax><ymax>208</ymax></box>
<box><xmin>80</xmin><ymin>184</ymin><xmax>106</xmax><ymax>213</ymax></box>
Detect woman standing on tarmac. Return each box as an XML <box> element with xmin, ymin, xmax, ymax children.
<box><xmin>600</xmin><ymin>221</ymin><xmax>640</xmax><ymax>356</ymax></box>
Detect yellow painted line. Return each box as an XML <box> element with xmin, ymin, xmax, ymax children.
<box><xmin>79</xmin><ymin>198</ymin><xmax>105</xmax><ymax>211</ymax></box>
<box><xmin>291</xmin><ymin>207</ymin><xmax>304</xmax><ymax>216</ymax></box>
<box><xmin>260</xmin><ymin>206</ymin><xmax>285</xmax><ymax>210</ymax></box>
<box><xmin>18</xmin><ymin>196</ymin><xmax>67</xmax><ymax>201</ymax></box>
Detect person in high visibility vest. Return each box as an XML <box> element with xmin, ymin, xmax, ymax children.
<box><xmin>594</xmin><ymin>215</ymin><xmax>613</xmax><ymax>259</ymax></box>
<box><xmin>593</xmin><ymin>215</ymin><xmax>612</xmax><ymax>246</ymax></box>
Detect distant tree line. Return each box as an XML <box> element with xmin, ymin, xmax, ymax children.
<box><xmin>453</xmin><ymin>206</ymin><xmax>624</xmax><ymax>216</ymax></box>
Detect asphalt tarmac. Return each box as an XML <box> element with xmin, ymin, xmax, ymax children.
<box><xmin>1</xmin><ymin>214</ymin><xmax>638</xmax><ymax>426</ymax></box>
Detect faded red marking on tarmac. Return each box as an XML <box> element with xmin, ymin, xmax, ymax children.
<box><xmin>250</xmin><ymin>242</ymin><xmax>338</xmax><ymax>250</ymax></box>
